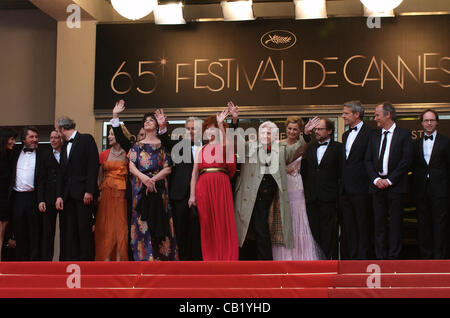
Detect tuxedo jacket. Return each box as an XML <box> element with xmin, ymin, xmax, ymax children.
<box><xmin>364</xmin><ymin>126</ymin><xmax>413</xmax><ymax>194</ymax></box>
<box><xmin>159</xmin><ymin>131</ymin><xmax>194</xmax><ymax>201</ymax></box>
<box><xmin>57</xmin><ymin>133</ymin><xmax>99</xmax><ymax>201</ymax></box>
<box><xmin>340</xmin><ymin>123</ymin><xmax>372</xmax><ymax>195</ymax></box>
<box><xmin>37</xmin><ymin>148</ymin><xmax>61</xmax><ymax>206</ymax></box>
<box><xmin>9</xmin><ymin>147</ymin><xmax>42</xmax><ymax>198</ymax></box>
<box><xmin>301</xmin><ymin>139</ymin><xmax>343</xmax><ymax>203</ymax></box>
<box><xmin>412</xmin><ymin>133</ymin><xmax>450</xmax><ymax>199</ymax></box>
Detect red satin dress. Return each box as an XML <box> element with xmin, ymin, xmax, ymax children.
<box><xmin>195</xmin><ymin>143</ymin><xmax>238</xmax><ymax>261</ymax></box>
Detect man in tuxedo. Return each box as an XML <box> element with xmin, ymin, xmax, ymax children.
<box><xmin>10</xmin><ymin>126</ymin><xmax>41</xmax><ymax>261</ymax></box>
<box><xmin>38</xmin><ymin>130</ymin><xmax>63</xmax><ymax>261</ymax></box>
<box><xmin>301</xmin><ymin>118</ymin><xmax>342</xmax><ymax>259</ymax></box>
<box><xmin>55</xmin><ymin>117</ymin><xmax>99</xmax><ymax>261</ymax></box>
<box><xmin>156</xmin><ymin>113</ymin><xmax>203</xmax><ymax>260</ymax></box>
<box><xmin>365</xmin><ymin>102</ymin><xmax>413</xmax><ymax>260</ymax></box>
<box><xmin>412</xmin><ymin>109</ymin><xmax>450</xmax><ymax>259</ymax></box>
<box><xmin>340</xmin><ymin>101</ymin><xmax>373</xmax><ymax>260</ymax></box>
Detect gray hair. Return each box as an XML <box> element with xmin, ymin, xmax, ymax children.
<box><xmin>56</xmin><ymin>116</ymin><xmax>76</xmax><ymax>130</ymax></box>
<box><xmin>380</xmin><ymin>102</ymin><xmax>397</xmax><ymax>121</ymax></box>
<box><xmin>185</xmin><ymin>117</ymin><xmax>202</xmax><ymax>127</ymax></box>
<box><xmin>259</xmin><ymin>121</ymin><xmax>278</xmax><ymax>131</ymax></box>
<box><xmin>344</xmin><ymin>100</ymin><xmax>365</xmax><ymax>119</ymax></box>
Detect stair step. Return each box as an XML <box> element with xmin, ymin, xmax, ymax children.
<box><xmin>333</xmin><ymin>273</ymin><xmax>450</xmax><ymax>287</ymax></box>
<box><xmin>0</xmin><ymin>287</ymin><xmax>330</xmax><ymax>298</ymax></box>
<box><xmin>338</xmin><ymin>260</ymin><xmax>450</xmax><ymax>274</ymax></box>
<box><xmin>0</xmin><ymin>273</ymin><xmax>334</xmax><ymax>288</ymax></box>
<box><xmin>329</xmin><ymin>287</ymin><xmax>450</xmax><ymax>298</ymax></box>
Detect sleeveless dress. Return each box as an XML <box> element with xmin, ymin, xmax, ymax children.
<box><xmin>272</xmin><ymin>156</ymin><xmax>322</xmax><ymax>260</ymax></box>
<box><xmin>95</xmin><ymin>151</ymin><xmax>129</xmax><ymax>261</ymax></box>
<box><xmin>128</xmin><ymin>143</ymin><xmax>178</xmax><ymax>261</ymax></box>
<box><xmin>195</xmin><ymin>143</ymin><xmax>239</xmax><ymax>261</ymax></box>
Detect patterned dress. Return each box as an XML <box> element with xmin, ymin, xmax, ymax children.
<box><xmin>128</xmin><ymin>143</ymin><xmax>178</xmax><ymax>261</ymax></box>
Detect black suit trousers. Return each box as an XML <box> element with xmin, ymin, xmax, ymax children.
<box><xmin>306</xmin><ymin>200</ymin><xmax>337</xmax><ymax>260</ymax></box>
<box><xmin>40</xmin><ymin>204</ymin><xmax>59</xmax><ymax>261</ymax></box>
<box><xmin>12</xmin><ymin>191</ymin><xmax>40</xmax><ymax>261</ymax></box>
<box><xmin>170</xmin><ymin>197</ymin><xmax>202</xmax><ymax>261</ymax></box>
<box><xmin>372</xmin><ymin>190</ymin><xmax>403</xmax><ymax>260</ymax></box>
<box><xmin>61</xmin><ymin>197</ymin><xmax>94</xmax><ymax>261</ymax></box>
<box><xmin>340</xmin><ymin>193</ymin><xmax>371</xmax><ymax>259</ymax></box>
<box><xmin>416</xmin><ymin>182</ymin><xmax>448</xmax><ymax>259</ymax></box>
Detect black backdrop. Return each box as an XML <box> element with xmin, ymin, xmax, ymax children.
<box><xmin>94</xmin><ymin>15</ymin><xmax>449</xmax><ymax>110</ymax></box>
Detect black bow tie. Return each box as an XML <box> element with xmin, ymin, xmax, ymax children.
<box><xmin>424</xmin><ymin>135</ymin><xmax>434</xmax><ymax>141</ymax></box>
<box><xmin>68</xmin><ymin>138</ymin><xmax>74</xmax><ymax>143</ymax></box>
<box><xmin>23</xmin><ymin>148</ymin><xmax>34</xmax><ymax>153</ymax></box>
<box><xmin>318</xmin><ymin>142</ymin><xmax>328</xmax><ymax>147</ymax></box>
<box><xmin>349</xmin><ymin>126</ymin><xmax>358</xmax><ymax>132</ymax></box>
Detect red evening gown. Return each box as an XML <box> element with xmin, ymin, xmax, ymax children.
<box><xmin>195</xmin><ymin>143</ymin><xmax>238</xmax><ymax>261</ymax></box>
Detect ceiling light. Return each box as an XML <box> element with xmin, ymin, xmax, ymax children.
<box><xmin>221</xmin><ymin>1</ymin><xmax>255</xmax><ymax>21</ymax></box>
<box><xmin>360</xmin><ymin>0</ymin><xmax>403</xmax><ymax>13</ymax></box>
<box><xmin>294</xmin><ymin>0</ymin><xmax>327</xmax><ymax>20</ymax></box>
<box><xmin>154</xmin><ymin>2</ymin><xmax>186</xmax><ymax>24</ymax></box>
<box><xmin>111</xmin><ymin>0</ymin><xmax>158</xmax><ymax>20</ymax></box>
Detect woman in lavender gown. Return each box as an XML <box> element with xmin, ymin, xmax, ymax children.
<box><xmin>272</xmin><ymin>116</ymin><xmax>323</xmax><ymax>260</ymax></box>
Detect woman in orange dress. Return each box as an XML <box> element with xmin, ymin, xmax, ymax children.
<box><xmin>94</xmin><ymin>126</ymin><xmax>131</xmax><ymax>261</ymax></box>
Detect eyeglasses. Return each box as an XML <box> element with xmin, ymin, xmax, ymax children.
<box><xmin>422</xmin><ymin>119</ymin><xmax>437</xmax><ymax>123</ymax></box>
<box><xmin>314</xmin><ymin>127</ymin><xmax>327</xmax><ymax>131</ymax></box>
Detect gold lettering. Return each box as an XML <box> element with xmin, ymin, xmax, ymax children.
<box><xmin>243</xmin><ymin>60</ymin><xmax>264</xmax><ymax>91</ymax></box>
<box><xmin>219</xmin><ymin>58</ymin><xmax>236</xmax><ymax>89</ymax></box>
<box><xmin>281</xmin><ymin>60</ymin><xmax>297</xmax><ymax>90</ymax></box>
<box><xmin>208</xmin><ymin>62</ymin><xmax>225</xmax><ymax>92</ymax></box>
<box><xmin>439</xmin><ymin>57</ymin><xmax>450</xmax><ymax>88</ymax></box>
<box><xmin>423</xmin><ymin>53</ymin><xmax>439</xmax><ymax>84</ymax></box>
<box><xmin>303</xmin><ymin>59</ymin><xmax>326</xmax><ymax>90</ymax></box>
<box><xmin>323</xmin><ymin>57</ymin><xmax>339</xmax><ymax>88</ymax></box>
<box><xmin>176</xmin><ymin>63</ymin><xmax>191</xmax><ymax>93</ymax></box>
<box><xmin>137</xmin><ymin>61</ymin><xmax>157</xmax><ymax>94</ymax></box>
<box><xmin>381</xmin><ymin>59</ymin><xmax>403</xmax><ymax>90</ymax></box>
<box><xmin>398</xmin><ymin>56</ymin><xmax>420</xmax><ymax>84</ymax></box>
<box><xmin>261</xmin><ymin>57</ymin><xmax>281</xmax><ymax>86</ymax></box>
<box><xmin>194</xmin><ymin>59</ymin><xmax>209</xmax><ymax>89</ymax></box>
<box><xmin>362</xmin><ymin>56</ymin><xmax>381</xmax><ymax>87</ymax></box>
<box><xmin>343</xmin><ymin>55</ymin><xmax>367</xmax><ymax>86</ymax></box>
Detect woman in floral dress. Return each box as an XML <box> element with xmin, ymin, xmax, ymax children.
<box><xmin>128</xmin><ymin>113</ymin><xmax>178</xmax><ymax>261</ymax></box>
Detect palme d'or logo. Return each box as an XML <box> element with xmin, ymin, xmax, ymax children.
<box><xmin>261</xmin><ymin>30</ymin><xmax>297</xmax><ymax>50</ymax></box>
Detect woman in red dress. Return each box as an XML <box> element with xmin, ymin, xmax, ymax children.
<box><xmin>189</xmin><ymin>109</ymin><xmax>238</xmax><ymax>261</ymax></box>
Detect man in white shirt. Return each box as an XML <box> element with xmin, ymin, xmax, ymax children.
<box><xmin>55</xmin><ymin>116</ymin><xmax>99</xmax><ymax>261</ymax></box>
<box><xmin>11</xmin><ymin>126</ymin><xmax>41</xmax><ymax>261</ymax></box>
<box><xmin>301</xmin><ymin>118</ymin><xmax>343</xmax><ymax>259</ymax></box>
<box><xmin>340</xmin><ymin>101</ymin><xmax>373</xmax><ymax>260</ymax></box>
<box><xmin>412</xmin><ymin>109</ymin><xmax>450</xmax><ymax>259</ymax></box>
<box><xmin>365</xmin><ymin>102</ymin><xmax>413</xmax><ymax>260</ymax></box>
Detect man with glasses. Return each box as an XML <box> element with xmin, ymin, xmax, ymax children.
<box><xmin>412</xmin><ymin>109</ymin><xmax>450</xmax><ymax>259</ymax></box>
<box><xmin>301</xmin><ymin>118</ymin><xmax>342</xmax><ymax>259</ymax></box>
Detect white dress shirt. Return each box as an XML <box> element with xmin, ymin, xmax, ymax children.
<box><xmin>423</xmin><ymin>130</ymin><xmax>437</xmax><ymax>165</ymax></box>
<box><xmin>13</xmin><ymin>148</ymin><xmax>36</xmax><ymax>192</ymax></box>
<box><xmin>66</xmin><ymin>130</ymin><xmax>78</xmax><ymax>159</ymax></box>
<box><xmin>53</xmin><ymin>149</ymin><xmax>61</xmax><ymax>164</ymax></box>
<box><xmin>345</xmin><ymin>121</ymin><xmax>364</xmax><ymax>159</ymax></box>
<box><xmin>373</xmin><ymin>123</ymin><xmax>396</xmax><ymax>186</ymax></box>
<box><xmin>317</xmin><ymin>138</ymin><xmax>330</xmax><ymax>165</ymax></box>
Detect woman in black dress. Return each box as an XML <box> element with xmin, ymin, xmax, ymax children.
<box><xmin>0</xmin><ymin>128</ymin><xmax>17</xmax><ymax>261</ymax></box>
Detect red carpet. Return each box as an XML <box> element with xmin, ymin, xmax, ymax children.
<box><xmin>0</xmin><ymin>260</ymin><xmax>450</xmax><ymax>298</ymax></box>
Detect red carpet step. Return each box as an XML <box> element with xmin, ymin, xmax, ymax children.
<box><xmin>0</xmin><ymin>261</ymin><xmax>337</xmax><ymax>298</ymax></box>
<box><xmin>1</xmin><ymin>260</ymin><xmax>450</xmax><ymax>298</ymax></box>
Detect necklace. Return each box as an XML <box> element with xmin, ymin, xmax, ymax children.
<box><xmin>110</xmin><ymin>148</ymin><xmax>124</xmax><ymax>157</ymax></box>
